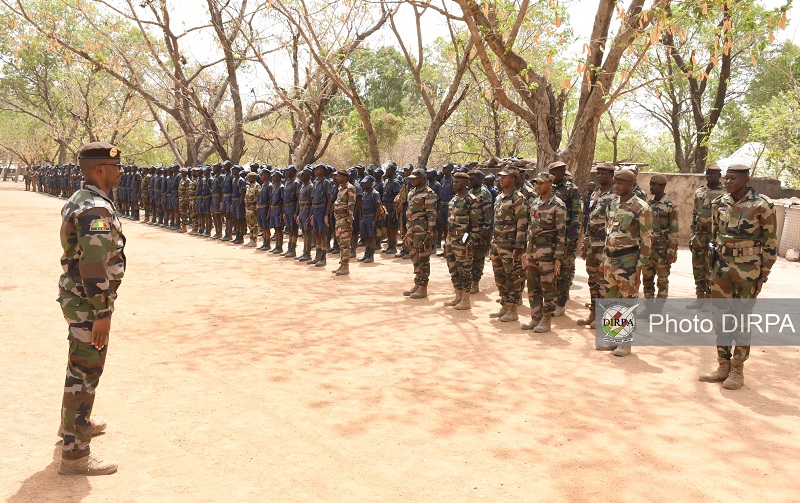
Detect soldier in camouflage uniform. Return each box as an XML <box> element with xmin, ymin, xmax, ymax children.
<box><xmin>601</xmin><ymin>168</ymin><xmax>653</xmax><ymax>357</ymax></box>
<box><xmin>688</xmin><ymin>164</ymin><xmax>725</xmax><ymax>307</ymax></box>
<box><xmin>469</xmin><ymin>169</ymin><xmax>493</xmax><ymax>294</ymax></box>
<box><xmin>244</xmin><ymin>171</ymin><xmax>261</xmax><ymax>247</ymax></box>
<box><xmin>403</xmin><ymin>167</ymin><xmax>438</xmax><ymax>298</ymax></box>
<box><xmin>641</xmin><ymin>174</ymin><xmax>679</xmax><ymax>298</ymax></box>
<box><xmin>178</xmin><ymin>167</ymin><xmax>191</xmax><ymax>233</ymax></box>
<box><xmin>332</xmin><ymin>168</ymin><xmax>357</xmax><ymax>275</ymax></box>
<box><xmin>490</xmin><ymin>168</ymin><xmax>528</xmax><ymax>322</ymax></box>
<box><xmin>521</xmin><ymin>172</ymin><xmax>567</xmax><ymax>333</ymax></box>
<box><xmin>57</xmin><ymin>142</ymin><xmax>125</xmax><ymax>476</ymax></box>
<box><xmin>577</xmin><ymin>163</ymin><xmax>616</xmax><ymax>329</ymax></box>
<box><xmin>548</xmin><ymin>161</ymin><xmax>582</xmax><ymax>317</ymax></box>
<box><xmin>443</xmin><ymin>172</ymin><xmax>479</xmax><ymax>310</ymax></box>
<box><xmin>699</xmin><ymin>164</ymin><xmax>777</xmax><ymax>390</ymax></box>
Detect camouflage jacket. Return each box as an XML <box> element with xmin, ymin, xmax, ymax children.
<box><xmin>58</xmin><ymin>184</ymin><xmax>126</xmax><ymax>320</ymax></box>
<box><xmin>141</xmin><ymin>174</ymin><xmax>151</xmax><ymax>199</ymax></box>
<box><xmin>711</xmin><ymin>187</ymin><xmax>778</xmax><ymax>281</ymax></box>
<box><xmin>518</xmin><ymin>181</ymin><xmax>536</xmax><ymax>207</ymax></box>
<box><xmin>527</xmin><ymin>193</ymin><xmax>567</xmax><ymax>262</ymax></box>
<box><xmin>584</xmin><ymin>185</ymin><xmax>615</xmax><ymax>248</ymax></box>
<box><xmin>692</xmin><ymin>183</ymin><xmax>726</xmax><ymax>235</ymax></box>
<box><xmin>492</xmin><ymin>189</ymin><xmax>528</xmax><ymax>250</ymax></box>
<box><xmin>333</xmin><ymin>182</ymin><xmax>356</xmax><ymax>226</ymax></box>
<box><xmin>446</xmin><ymin>190</ymin><xmax>479</xmax><ymax>246</ymax></box>
<box><xmin>632</xmin><ymin>183</ymin><xmax>647</xmax><ymax>201</ymax></box>
<box><xmin>470</xmin><ymin>184</ymin><xmax>494</xmax><ymax>233</ymax></box>
<box><xmin>605</xmin><ymin>194</ymin><xmax>653</xmax><ymax>269</ymax></box>
<box><xmin>245</xmin><ymin>182</ymin><xmax>260</xmax><ymax>210</ymax></box>
<box><xmin>554</xmin><ymin>179</ymin><xmax>583</xmax><ymax>243</ymax></box>
<box><xmin>179</xmin><ymin>174</ymin><xmax>193</xmax><ymax>204</ymax></box>
<box><xmin>405</xmin><ymin>185</ymin><xmax>438</xmax><ymax>237</ymax></box>
<box><xmin>648</xmin><ymin>193</ymin><xmax>679</xmax><ymax>256</ymax></box>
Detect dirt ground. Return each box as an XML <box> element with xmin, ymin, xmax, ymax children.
<box><xmin>1</xmin><ymin>180</ymin><xmax>800</xmax><ymax>503</ymax></box>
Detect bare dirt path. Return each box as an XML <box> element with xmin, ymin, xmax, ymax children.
<box><xmin>1</xmin><ymin>180</ymin><xmax>799</xmax><ymax>502</ymax></box>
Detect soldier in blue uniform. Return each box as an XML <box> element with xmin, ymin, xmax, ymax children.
<box><xmin>358</xmin><ymin>175</ymin><xmax>380</xmax><ymax>263</ymax></box>
<box><xmin>267</xmin><ymin>170</ymin><xmax>285</xmax><ymax>253</ymax></box>
<box><xmin>310</xmin><ymin>164</ymin><xmax>333</xmax><ymax>266</ymax></box>
<box><xmin>210</xmin><ymin>163</ymin><xmax>223</xmax><ymax>239</ymax></box>
<box><xmin>221</xmin><ymin>160</ymin><xmax>234</xmax><ymax>241</ymax></box>
<box><xmin>296</xmin><ymin>168</ymin><xmax>314</xmax><ymax>260</ymax></box>
<box><xmin>381</xmin><ymin>162</ymin><xmax>402</xmax><ymax>255</ymax></box>
<box><xmin>348</xmin><ymin>168</ymin><xmax>363</xmax><ymax>259</ymax></box>
<box><xmin>282</xmin><ymin>165</ymin><xmax>301</xmax><ymax>257</ymax></box>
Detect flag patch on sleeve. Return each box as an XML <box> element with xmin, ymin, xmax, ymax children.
<box><xmin>89</xmin><ymin>219</ymin><xmax>111</xmax><ymax>232</ymax></box>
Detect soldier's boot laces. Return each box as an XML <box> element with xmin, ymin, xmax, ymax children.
<box><xmin>699</xmin><ymin>358</ymin><xmax>731</xmax><ymax>382</ymax></box>
<box><xmin>489</xmin><ymin>303</ymin><xmax>508</xmax><ymax>318</ymax></box>
<box><xmin>444</xmin><ymin>290</ymin><xmax>463</xmax><ymax>307</ymax></box>
<box><xmin>453</xmin><ymin>291</ymin><xmax>471</xmax><ymax>310</ymax></box>
<box><xmin>553</xmin><ymin>305</ymin><xmax>566</xmax><ymax>317</ymax></box>
<box><xmin>58</xmin><ymin>454</ymin><xmax>117</xmax><ymax>476</ymax></box>
<box><xmin>500</xmin><ymin>303</ymin><xmax>519</xmax><ymax>322</ymax></box>
<box><xmin>58</xmin><ymin>417</ymin><xmax>107</xmax><ymax>438</ymax></box>
<box><xmin>335</xmin><ymin>262</ymin><xmax>350</xmax><ymax>276</ymax></box>
<box><xmin>722</xmin><ymin>360</ymin><xmax>744</xmax><ymax>390</ymax></box>
<box><xmin>403</xmin><ymin>284</ymin><xmax>420</xmax><ymax>296</ymax></box>
<box><xmin>409</xmin><ymin>285</ymin><xmax>428</xmax><ymax>299</ymax></box>
<box><xmin>612</xmin><ymin>345</ymin><xmax>631</xmax><ymax>357</ymax></box>
<box><xmin>315</xmin><ymin>250</ymin><xmax>327</xmax><ymax>267</ymax></box>
<box><xmin>520</xmin><ymin>308</ymin><xmax>542</xmax><ymax>330</ymax></box>
<box><xmin>533</xmin><ymin>314</ymin><xmax>552</xmax><ymax>333</ymax></box>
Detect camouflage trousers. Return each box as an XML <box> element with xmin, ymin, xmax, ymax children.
<box><xmin>490</xmin><ymin>243</ymin><xmax>524</xmax><ymax>305</ymax></box>
<box><xmin>690</xmin><ymin>233</ymin><xmax>711</xmax><ymax>296</ymax></box>
<box><xmin>61</xmin><ymin>340</ymin><xmax>106</xmax><ymax>460</ymax></box>
<box><xmin>527</xmin><ymin>245</ymin><xmax>558</xmax><ymax>315</ymax></box>
<box><xmin>336</xmin><ymin>222</ymin><xmax>352</xmax><ymax>265</ymax></box>
<box><xmin>555</xmin><ymin>245</ymin><xmax>577</xmax><ymax>306</ymax></box>
<box><xmin>409</xmin><ymin>234</ymin><xmax>432</xmax><ymax>285</ymax></box>
<box><xmin>190</xmin><ymin>199</ymin><xmax>198</xmax><ymax>227</ymax></box>
<box><xmin>642</xmin><ymin>248</ymin><xmax>671</xmax><ymax>298</ymax></box>
<box><xmin>586</xmin><ymin>245</ymin><xmax>606</xmax><ymax>302</ymax></box>
<box><xmin>445</xmin><ymin>240</ymin><xmax>472</xmax><ymax>291</ymax></box>
<box><xmin>471</xmin><ymin>238</ymin><xmax>488</xmax><ymax>283</ymax></box>
<box><xmin>142</xmin><ymin>196</ymin><xmax>150</xmax><ymax>220</ymax></box>
<box><xmin>247</xmin><ymin>209</ymin><xmax>258</xmax><ymax>239</ymax></box>
<box><xmin>709</xmin><ymin>255</ymin><xmax>760</xmax><ymax>362</ymax></box>
<box><xmin>603</xmin><ymin>251</ymin><xmax>641</xmax><ymax>299</ymax></box>
<box><xmin>180</xmin><ymin>201</ymin><xmax>189</xmax><ymax>225</ymax></box>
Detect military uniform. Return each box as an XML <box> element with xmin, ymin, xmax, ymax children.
<box><xmin>333</xmin><ymin>172</ymin><xmax>357</xmax><ymax>274</ymax></box>
<box><xmin>550</xmin><ymin>163</ymin><xmax>583</xmax><ymax>312</ymax></box>
<box><xmin>523</xmin><ymin>173</ymin><xmax>567</xmax><ymax>332</ymax></box>
<box><xmin>701</xmin><ymin>165</ymin><xmax>777</xmax><ymax>389</ymax></box>
<box><xmin>690</xmin><ymin>172</ymin><xmax>726</xmax><ymax>298</ymax></box>
<box><xmin>244</xmin><ymin>175</ymin><xmax>261</xmax><ymax>246</ymax></box>
<box><xmin>404</xmin><ymin>168</ymin><xmax>438</xmax><ymax>297</ymax></box>
<box><xmin>57</xmin><ymin>143</ymin><xmax>125</xmax><ymax>475</ymax></box>
<box><xmin>642</xmin><ymin>187</ymin><xmax>678</xmax><ymax>298</ymax></box>
<box><xmin>490</xmin><ymin>170</ymin><xmax>528</xmax><ymax>319</ymax></box>
<box><xmin>469</xmin><ymin>172</ymin><xmax>493</xmax><ymax>292</ymax></box>
<box><xmin>444</xmin><ymin>173</ymin><xmax>479</xmax><ymax>308</ymax></box>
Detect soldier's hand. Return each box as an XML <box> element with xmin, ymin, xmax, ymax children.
<box><xmin>555</xmin><ymin>259</ymin><xmax>562</xmax><ymax>276</ymax></box>
<box><xmin>324</xmin><ymin>215</ymin><xmax>329</xmax><ymax>227</ymax></box>
<box><xmin>92</xmin><ymin>316</ymin><xmax>111</xmax><ymax>350</ymax></box>
<box><xmin>512</xmin><ymin>248</ymin><xmax>521</xmax><ymax>263</ymax></box>
<box><xmin>669</xmin><ymin>251</ymin><xmax>678</xmax><ymax>264</ymax></box>
<box><xmin>754</xmin><ymin>280</ymin><xmax>763</xmax><ymax>297</ymax></box>
<box><xmin>580</xmin><ymin>244</ymin><xmax>587</xmax><ymax>260</ymax></box>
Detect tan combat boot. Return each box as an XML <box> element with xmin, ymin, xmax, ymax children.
<box><xmin>500</xmin><ymin>303</ymin><xmax>519</xmax><ymax>322</ymax></box>
<box><xmin>335</xmin><ymin>262</ymin><xmax>350</xmax><ymax>276</ymax></box>
<box><xmin>699</xmin><ymin>358</ymin><xmax>731</xmax><ymax>383</ymax></box>
<box><xmin>722</xmin><ymin>359</ymin><xmax>744</xmax><ymax>390</ymax></box>
<box><xmin>470</xmin><ymin>284</ymin><xmax>479</xmax><ymax>294</ymax></box>
<box><xmin>489</xmin><ymin>303</ymin><xmax>508</xmax><ymax>318</ymax></box>
<box><xmin>58</xmin><ymin>454</ymin><xmax>118</xmax><ymax>476</ymax></box>
<box><xmin>58</xmin><ymin>417</ymin><xmax>107</xmax><ymax>438</ymax></box>
<box><xmin>576</xmin><ymin>308</ymin><xmax>595</xmax><ymax>326</ymax></box>
<box><xmin>454</xmin><ymin>291</ymin><xmax>471</xmax><ymax>310</ymax></box>
<box><xmin>533</xmin><ymin>313</ymin><xmax>552</xmax><ymax>333</ymax></box>
<box><xmin>403</xmin><ymin>285</ymin><xmax>420</xmax><ymax>296</ymax></box>
<box><xmin>612</xmin><ymin>345</ymin><xmax>631</xmax><ymax>357</ymax></box>
<box><xmin>410</xmin><ymin>284</ymin><xmax>428</xmax><ymax>299</ymax></box>
<box><xmin>520</xmin><ymin>307</ymin><xmax>542</xmax><ymax>330</ymax></box>
<box><xmin>444</xmin><ymin>290</ymin><xmax>463</xmax><ymax>306</ymax></box>
<box><xmin>553</xmin><ymin>305</ymin><xmax>566</xmax><ymax>317</ymax></box>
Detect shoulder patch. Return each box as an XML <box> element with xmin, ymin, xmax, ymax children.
<box><xmin>89</xmin><ymin>219</ymin><xmax>111</xmax><ymax>233</ymax></box>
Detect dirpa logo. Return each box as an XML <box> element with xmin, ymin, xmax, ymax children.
<box><xmin>602</xmin><ymin>303</ymin><xmax>638</xmax><ymax>343</ymax></box>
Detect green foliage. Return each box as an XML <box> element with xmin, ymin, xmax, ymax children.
<box><xmin>345</xmin><ymin>107</ymin><xmax>404</xmax><ymax>161</ymax></box>
<box><xmin>750</xmin><ymin>91</ymin><xmax>800</xmax><ymax>188</ymax></box>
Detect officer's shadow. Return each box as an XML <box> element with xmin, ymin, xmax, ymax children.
<box><xmin>7</xmin><ymin>443</ymin><xmax>92</xmax><ymax>503</ymax></box>
<box><xmin>608</xmin><ymin>352</ymin><xmax>664</xmax><ymax>374</ymax></box>
<box><xmin>721</xmin><ymin>386</ymin><xmax>800</xmax><ymax>417</ymax></box>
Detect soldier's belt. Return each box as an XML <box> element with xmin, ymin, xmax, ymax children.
<box><xmin>312</xmin><ymin>203</ymin><xmax>326</xmax><ymax>209</ymax></box>
<box><xmin>362</xmin><ymin>212</ymin><xmax>375</xmax><ymax>217</ymax></box>
<box><xmin>270</xmin><ymin>204</ymin><xmax>282</xmax><ymax>209</ymax></box>
<box><xmin>718</xmin><ymin>244</ymin><xmax>762</xmax><ymax>257</ymax></box>
<box><xmin>284</xmin><ymin>201</ymin><xmax>297</xmax><ymax>206</ymax></box>
<box><xmin>232</xmin><ymin>197</ymin><xmax>241</xmax><ymax>200</ymax></box>
<box><xmin>604</xmin><ymin>246</ymin><xmax>639</xmax><ymax>258</ymax></box>
<box><xmin>257</xmin><ymin>204</ymin><xmax>267</xmax><ymax>209</ymax></box>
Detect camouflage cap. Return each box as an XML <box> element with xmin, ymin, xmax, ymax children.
<box><xmin>614</xmin><ymin>169</ymin><xmax>636</xmax><ymax>182</ymax></box>
<box><xmin>497</xmin><ymin>167</ymin><xmax>519</xmax><ymax>177</ymax></box>
<box><xmin>78</xmin><ymin>142</ymin><xmax>121</xmax><ymax>161</ymax></box>
<box><xmin>407</xmin><ymin>167</ymin><xmax>426</xmax><ymax>179</ymax></box>
<box><xmin>651</xmin><ymin>174</ymin><xmax>668</xmax><ymax>184</ymax></box>
<box><xmin>336</xmin><ymin>167</ymin><xmax>349</xmax><ymax>177</ymax></box>
<box><xmin>534</xmin><ymin>172</ymin><xmax>555</xmax><ymax>183</ymax></box>
<box><xmin>246</xmin><ymin>171</ymin><xmax>257</xmax><ymax>178</ymax></box>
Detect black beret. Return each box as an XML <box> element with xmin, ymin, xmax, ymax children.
<box><xmin>78</xmin><ymin>142</ymin><xmax>121</xmax><ymax>161</ymax></box>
